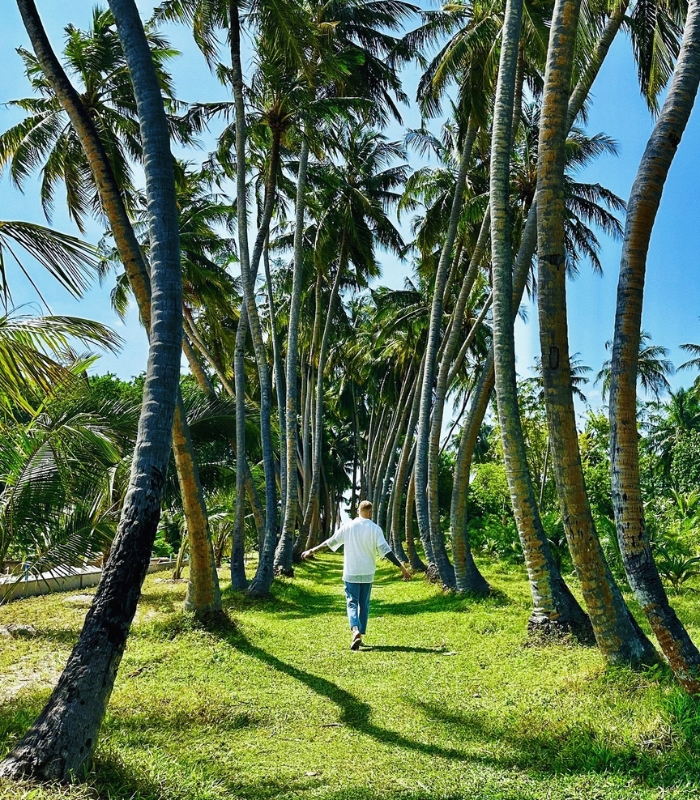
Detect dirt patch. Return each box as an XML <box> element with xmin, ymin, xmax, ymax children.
<box><xmin>0</xmin><ymin>653</ymin><xmax>63</xmax><ymax>703</ymax></box>
<box><xmin>0</xmin><ymin>624</ymin><xmax>37</xmax><ymax>638</ymax></box>
<box><xmin>63</xmin><ymin>593</ymin><xmax>95</xmax><ymax>605</ymax></box>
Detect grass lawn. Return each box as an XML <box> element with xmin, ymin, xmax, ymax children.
<box><xmin>2</xmin><ymin>555</ymin><xmax>700</xmax><ymax>799</ymax></box>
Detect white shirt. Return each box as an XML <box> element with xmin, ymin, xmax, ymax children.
<box><xmin>326</xmin><ymin>517</ymin><xmax>392</xmax><ymax>583</ymax></box>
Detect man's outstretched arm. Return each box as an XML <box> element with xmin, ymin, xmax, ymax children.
<box><xmin>301</xmin><ymin>540</ymin><xmax>332</xmax><ymax>560</ymax></box>
<box><xmin>384</xmin><ymin>551</ymin><xmax>412</xmax><ymax>581</ymax></box>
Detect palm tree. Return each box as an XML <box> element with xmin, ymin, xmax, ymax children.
<box><xmin>0</xmin><ymin>7</ymin><xmax>188</xmax><ymax>232</ymax></box>
<box><xmin>0</xmin><ymin>0</ymin><xmax>184</xmax><ymax>779</ymax></box>
<box><xmin>10</xmin><ymin>0</ymin><xmax>222</xmax><ymax>616</ymax></box>
<box><xmin>609</xmin><ymin>0</ymin><xmax>700</xmax><ymax>692</ymax></box>
<box><xmin>536</xmin><ymin>0</ymin><xmax>655</xmax><ymax>665</ymax></box>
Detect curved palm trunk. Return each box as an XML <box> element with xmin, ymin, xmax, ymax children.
<box><xmin>232</xmin><ymin>308</ymin><xmax>249</xmax><ymax>590</ymax></box>
<box><xmin>246</xmin><ymin>141</ymin><xmax>283</xmax><ymax>596</ymax></box>
<box><xmin>427</xmin><ymin>215</ymin><xmax>490</xmax><ymax>569</ymax></box>
<box><xmin>405</xmin><ymin>466</ymin><xmax>427</xmax><ymax>571</ymax></box>
<box><xmin>377</xmin><ymin>389</ymin><xmax>413</xmax><ymax>531</ymax></box>
<box><xmin>172</xmin><ymin>402</ymin><xmax>221</xmax><ymax>613</ymax></box>
<box><xmin>274</xmin><ymin>137</ymin><xmax>310</xmax><ymax>574</ymax></box>
<box><xmin>264</xmin><ymin>238</ymin><xmax>287</xmax><ymax>517</ymax></box>
<box><xmin>390</xmin><ymin>360</ymin><xmax>424</xmax><ymax>558</ymax></box>
<box><xmin>491</xmin><ymin>0</ymin><xmax>578</xmax><ymax>634</ymax></box>
<box><xmin>537</xmin><ymin>0</ymin><xmax>654</xmax><ymax>664</ymax></box>
<box><xmin>184</xmin><ymin>312</ymin><xmax>236</xmax><ymax>397</ymax></box>
<box><xmin>610</xmin><ymin>0</ymin><xmax>700</xmax><ymax>691</ymax></box>
<box><xmin>296</xmin><ymin>243</ymin><xmax>347</xmax><ymax>557</ymax></box>
<box><xmin>14</xmin><ymin>0</ymin><xmax>221</xmax><ymax>617</ymax></box>
<box><xmin>227</xmin><ymin>1</ymin><xmax>279</xmax><ymax>596</ymax></box>
<box><xmin>449</xmin><ymin>0</ymin><xmax>629</xmax><ymax>603</ymax></box>
<box><xmin>415</xmin><ymin>123</ymin><xmax>478</xmax><ymax>587</ymax></box>
<box><xmin>0</xmin><ymin>0</ymin><xmax>182</xmax><ymax>778</ymax></box>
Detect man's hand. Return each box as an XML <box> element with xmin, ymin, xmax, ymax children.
<box><xmin>400</xmin><ymin>566</ymin><xmax>412</xmax><ymax>581</ymax></box>
<box><xmin>301</xmin><ymin>549</ymin><xmax>315</xmax><ymax>561</ymax></box>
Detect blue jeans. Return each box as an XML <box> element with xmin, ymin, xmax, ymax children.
<box><xmin>344</xmin><ymin>581</ymin><xmax>372</xmax><ymax>635</ymax></box>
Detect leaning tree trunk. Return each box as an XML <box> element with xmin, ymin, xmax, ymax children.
<box><xmin>246</xmin><ymin>134</ymin><xmax>284</xmax><ymax>595</ymax></box>
<box><xmin>491</xmin><ymin>0</ymin><xmax>583</xmax><ymax>635</ymax></box>
<box><xmin>426</xmin><ymin>215</ymin><xmax>490</xmax><ymax>583</ymax></box>
<box><xmin>232</xmin><ymin>308</ymin><xmax>249</xmax><ymax>590</ymax></box>
<box><xmin>415</xmin><ymin>124</ymin><xmax>478</xmax><ymax>587</ymax></box>
<box><xmin>296</xmin><ymin>243</ymin><xmax>347</xmax><ymax>558</ymax></box>
<box><xmin>0</xmin><ymin>0</ymin><xmax>182</xmax><ymax>779</ymax></box>
<box><xmin>274</xmin><ymin>137</ymin><xmax>310</xmax><ymax>575</ymax></box>
<box><xmin>449</xmin><ymin>0</ymin><xmax>629</xmax><ymax>603</ymax></box>
<box><xmin>405</xmin><ymin>466</ymin><xmax>427</xmax><ymax>571</ymax></box>
<box><xmin>610</xmin><ymin>0</ymin><xmax>700</xmax><ymax>691</ymax></box>
<box><xmin>14</xmin><ymin>0</ymin><xmax>221</xmax><ymax>616</ymax></box>
<box><xmin>264</xmin><ymin>238</ymin><xmax>287</xmax><ymax>516</ymax></box>
<box><xmin>227</xmin><ymin>0</ymin><xmax>278</xmax><ymax>596</ymax></box>
<box><xmin>536</xmin><ymin>0</ymin><xmax>655</xmax><ymax>664</ymax></box>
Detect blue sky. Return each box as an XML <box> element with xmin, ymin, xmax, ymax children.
<box><xmin>1</xmin><ymin>1</ymin><xmax>699</xmax><ymax>408</ymax></box>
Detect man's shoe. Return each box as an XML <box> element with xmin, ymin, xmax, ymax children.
<box><xmin>350</xmin><ymin>631</ymin><xmax>362</xmax><ymax>650</ymax></box>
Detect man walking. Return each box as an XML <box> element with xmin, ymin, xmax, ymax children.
<box><xmin>302</xmin><ymin>500</ymin><xmax>411</xmax><ymax>650</ymax></box>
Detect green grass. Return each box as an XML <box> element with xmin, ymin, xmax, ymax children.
<box><xmin>3</xmin><ymin>556</ymin><xmax>700</xmax><ymax>799</ymax></box>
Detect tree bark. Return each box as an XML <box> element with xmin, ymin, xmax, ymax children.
<box><xmin>295</xmin><ymin>242</ymin><xmax>348</xmax><ymax>559</ymax></box>
<box><xmin>491</xmin><ymin>0</ymin><xmax>583</xmax><ymax>635</ymax></box>
<box><xmin>264</xmin><ymin>238</ymin><xmax>287</xmax><ymax>517</ymax></box>
<box><xmin>1</xmin><ymin>0</ymin><xmax>183</xmax><ymax>778</ymax></box>
<box><xmin>536</xmin><ymin>0</ymin><xmax>655</xmax><ymax>664</ymax></box>
<box><xmin>415</xmin><ymin>123</ymin><xmax>478</xmax><ymax>587</ymax></box>
<box><xmin>610</xmin><ymin>0</ymin><xmax>700</xmax><ymax>691</ymax></box>
<box><xmin>275</xmin><ymin>137</ymin><xmax>310</xmax><ymax>574</ymax></box>
<box><xmin>427</xmin><ymin>214</ymin><xmax>490</xmax><ymax>573</ymax></box>
<box><xmin>404</xmin><ymin>466</ymin><xmax>426</xmax><ymax>571</ymax></box>
<box><xmin>14</xmin><ymin>0</ymin><xmax>221</xmax><ymax>617</ymax></box>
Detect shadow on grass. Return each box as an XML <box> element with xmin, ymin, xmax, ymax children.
<box><xmin>370</xmin><ymin>588</ymin><xmax>511</xmax><ymax>618</ymax></box>
<box><xmin>359</xmin><ymin>644</ymin><xmax>447</xmax><ymax>654</ymax></box>
<box><xmin>203</xmin><ymin>615</ymin><xmax>468</xmax><ymax>761</ymax></box>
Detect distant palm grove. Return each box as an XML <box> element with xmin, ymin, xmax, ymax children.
<box><xmin>3</xmin><ymin>0</ymin><xmax>700</xmax><ymax>788</ymax></box>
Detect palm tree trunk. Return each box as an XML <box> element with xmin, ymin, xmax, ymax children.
<box><xmin>1</xmin><ymin>0</ymin><xmax>182</xmax><ymax>778</ymax></box>
<box><xmin>539</xmin><ymin>436</ymin><xmax>551</xmax><ymax>508</ymax></box>
<box><xmin>536</xmin><ymin>0</ymin><xmax>654</xmax><ymax>664</ymax></box>
<box><xmin>367</xmin><ymin>401</ymin><xmax>388</xmax><ymax>502</ymax></box>
<box><xmin>302</xmin><ymin>365</ymin><xmax>313</xmax><ymax>508</ymax></box>
<box><xmin>274</xmin><ymin>137</ymin><xmax>310</xmax><ymax>575</ymax></box>
<box><xmin>244</xmin><ymin>209</ymin><xmax>282</xmax><ymax>594</ymax></box>
<box><xmin>228</xmin><ymin>1</ymin><xmax>279</xmax><ymax>595</ymax></box>
<box><xmin>377</xmin><ymin>375</ymin><xmax>415</xmax><ymax>530</ymax></box>
<box><xmin>405</xmin><ymin>466</ymin><xmax>427</xmax><ymax>571</ymax></box>
<box><xmin>390</xmin><ymin>366</ymin><xmax>424</xmax><ymax>562</ymax></box>
<box><xmin>263</xmin><ymin>238</ymin><xmax>287</xmax><ymax>516</ymax></box>
<box><xmin>426</xmin><ymin>212</ymin><xmax>490</xmax><ymax>581</ymax></box>
<box><xmin>297</xmin><ymin>241</ymin><xmax>348</xmax><ymax>556</ymax></box>
<box><xmin>183</xmin><ymin>312</ymin><xmax>236</xmax><ymax>397</ymax></box>
<box><xmin>14</xmin><ymin>0</ymin><xmax>221</xmax><ymax>618</ymax></box>
<box><xmin>415</xmin><ymin>122</ymin><xmax>478</xmax><ymax>587</ymax></box>
<box><xmin>232</xmin><ymin>308</ymin><xmax>249</xmax><ymax>590</ymax></box>
<box><xmin>172</xmin><ymin>401</ymin><xmax>221</xmax><ymax>613</ymax></box>
<box><xmin>610</xmin><ymin>0</ymin><xmax>700</xmax><ymax>690</ymax></box>
<box><xmin>491</xmin><ymin>0</ymin><xmax>580</xmax><ymax>635</ymax></box>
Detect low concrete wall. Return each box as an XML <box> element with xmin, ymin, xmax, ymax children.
<box><xmin>0</xmin><ymin>560</ymin><xmax>175</xmax><ymax>603</ymax></box>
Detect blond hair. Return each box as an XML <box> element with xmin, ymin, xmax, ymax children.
<box><xmin>358</xmin><ymin>500</ymin><xmax>373</xmax><ymax>517</ymax></box>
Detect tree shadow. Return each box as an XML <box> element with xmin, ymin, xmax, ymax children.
<box><xmin>359</xmin><ymin>644</ymin><xmax>448</xmax><ymax>654</ymax></box>
<box><xmin>206</xmin><ymin>617</ymin><xmax>468</xmax><ymax>761</ymax></box>
<box><xmin>370</xmin><ymin>588</ymin><xmax>512</xmax><ymax>618</ymax></box>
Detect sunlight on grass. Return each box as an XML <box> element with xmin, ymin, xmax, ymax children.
<box><xmin>2</xmin><ymin>556</ymin><xmax>700</xmax><ymax>799</ymax></box>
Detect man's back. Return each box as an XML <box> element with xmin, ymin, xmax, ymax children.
<box><xmin>327</xmin><ymin>517</ymin><xmax>392</xmax><ymax>583</ymax></box>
